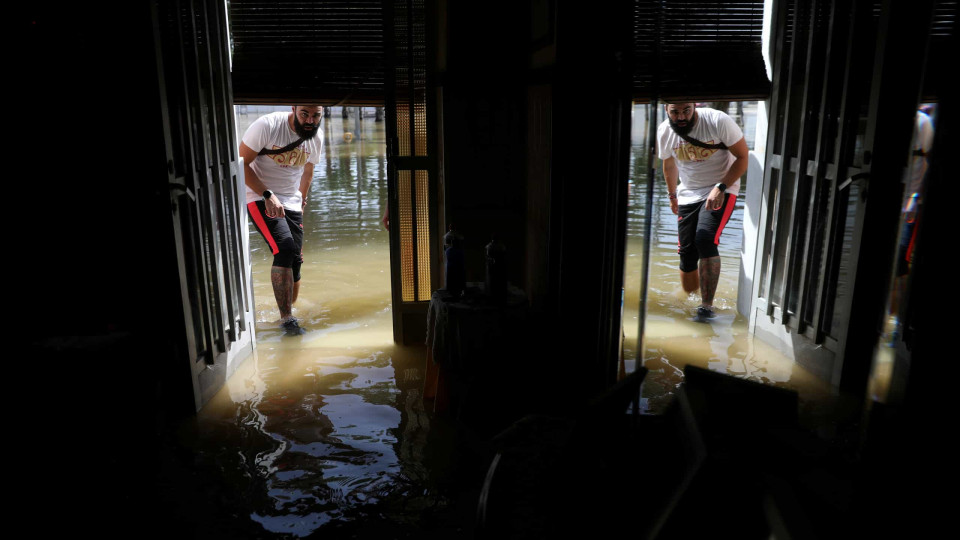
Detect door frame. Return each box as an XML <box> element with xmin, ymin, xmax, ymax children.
<box><xmin>748</xmin><ymin>0</ymin><xmax>935</xmax><ymax>392</ymax></box>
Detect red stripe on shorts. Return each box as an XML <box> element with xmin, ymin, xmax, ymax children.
<box><xmin>247</xmin><ymin>201</ymin><xmax>280</xmax><ymax>255</ymax></box>
<box><xmin>713</xmin><ymin>194</ymin><xmax>737</xmax><ymax>245</ymax></box>
<box><xmin>906</xmin><ymin>219</ymin><xmax>918</xmax><ymax>262</ymax></box>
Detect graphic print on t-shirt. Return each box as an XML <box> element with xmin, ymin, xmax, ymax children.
<box><xmin>266</xmin><ymin>145</ymin><xmax>310</xmax><ymax>167</ymax></box>
<box><xmin>675</xmin><ymin>140</ymin><xmax>720</xmax><ymax>163</ymax></box>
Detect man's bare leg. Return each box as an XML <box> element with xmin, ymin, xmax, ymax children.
<box><xmin>698</xmin><ymin>256</ymin><xmax>721</xmax><ymax>308</ymax></box>
<box><xmin>681</xmin><ymin>270</ymin><xmax>700</xmax><ymax>294</ymax></box>
<box><xmin>293</xmin><ymin>280</ymin><xmax>301</xmax><ymax>304</ymax></box>
<box><xmin>271</xmin><ymin>266</ymin><xmax>295</xmax><ymax>321</ymax></box>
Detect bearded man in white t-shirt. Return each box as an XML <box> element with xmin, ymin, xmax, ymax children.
<box><xmin>239</xmin><ymin>105</ymin><xmax>324</xmax><ymax>335</ymax></box>
<box><xmin>657</xmin><ymin>102</ymin><xmax>749</xmax><ymax>321</ymax></box>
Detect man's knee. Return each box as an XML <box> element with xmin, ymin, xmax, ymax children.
<box><xmin>694</xmin><ymin>229</ymin><xmax>720</xmax><ymax>259</ymax></box>
<box><xmin>273</xmin><ymin>250</ymin><xmax>299</xmax><ymax>271</ymax></box>
<box><xmin>291</xmin><ymin>259</ymin><xmax>302</xmax><ymax>282</ymax></box>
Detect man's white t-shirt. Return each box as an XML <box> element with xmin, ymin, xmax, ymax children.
<box><xmin>243</xmin><ymin>112</ymin><xmax>323</xmax><ymax>212</ymax></box>
<box><xmin>657</xmin><ymin>108</ymin><xmax>744</xmax><ymax>206</ymax></box>
<box><xmin>907</xmin><ymin>110</ymin><xmax>934</xmax><ymax>196</ymax></box>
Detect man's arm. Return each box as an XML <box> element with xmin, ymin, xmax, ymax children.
<box><xmin>705</xmin><ymin>136</ymin><xmax>749</xmax><ymax>210</ymax></box>
<box><xmin>299</xmin><ymin>162</ymin><xmax>315</xmax><ymax>210</ymax></box>
<box><xmin>663</xmin><ymin>156</ymin><xmax>680</xmax><ymax>215</ymax></box>
<box><xmin>240</xmin><ymin>141</ymin><xmax>286</xmax><ymax>217</ymax></box>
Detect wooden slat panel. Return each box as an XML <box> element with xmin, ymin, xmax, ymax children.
<box><xmin>230</xmin><ymin>0</ymin><xmax>385</xmax><ymax>104</ymax></box>
<box><xmin>633</xmin><ymin>1</ymin><xmax>769</xmax><ymax>100</ymax></box>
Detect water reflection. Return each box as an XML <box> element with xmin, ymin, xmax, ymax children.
<box><xmin>624</xmin><ymin>103</ymin><xmax>832</xmax><ymax>413</ymax></box>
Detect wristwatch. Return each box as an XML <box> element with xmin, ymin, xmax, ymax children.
<box><xmin>714</xmin><ymin>183</ymin><xmax>727</xmax><ymax>192</ymax></box>
<box><xmin>262</xmin><ymin>189</ymin><xmax>273</xmax><ymax>200</ymax></box>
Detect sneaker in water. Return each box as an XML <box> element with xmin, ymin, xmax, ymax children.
<box><xmin>694</xmin><ymin>306</ymin><xmax>715</xmax><ymax>322</ymax></box>
<box><xmin>281</xmin><ymin>318</ymin><xmax>306</xmax><ymax>336</ymax></box>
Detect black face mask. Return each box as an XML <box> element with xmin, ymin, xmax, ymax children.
<box><xmin>293</xmin><ymin>115</ymin><xmax>320</xmax><ymax>139</ymax></box>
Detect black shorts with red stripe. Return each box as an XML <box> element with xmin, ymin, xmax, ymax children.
<box><xmin>247</xmin><ymin>200</ymin><xmax>304</xmax><ymax>281</ymax></box>
<box><xmin>677</xmin><ymin>193</ymin><xmax>736</xmax><ymax>273</ymax></box>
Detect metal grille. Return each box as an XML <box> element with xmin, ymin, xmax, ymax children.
<box><xmin>414</xmin><ymin>101</ymin><xmax>427</xmax><ymax>156</ymax></box>
<box><xmin>397</xmin><ymin>101</ymin><xmax>411</xmax><ymax>156</ymax></box>
<box><xmin>416</xmin><ymin>170</ymin><xmax>431</xmax><ymax>300</ymax></box>
<box><xmin>633</xmin><ymin>0</ymin><xmax>769</xmax><ymax>100</ymax></box>
<box><xmin>398</xmin><ymin>170</ymin><xmax>415</xmax><ymax>301</ymax></box>
<box><xmin>413</xmin><ymin>0</ymin><xmax>428</xmax><ymax>156</ymax></box>
<box><xmin>390</xmin><ymin>0</ymin><xmax>434</xmax><ymax>307</ymax></box>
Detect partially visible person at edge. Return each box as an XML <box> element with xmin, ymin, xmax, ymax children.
<box><xmin>889</xmin><ymin>105</ymin><xmax>935</xmax><ymax>336</ymax></box>
<box><xmin>239</xmin><ymin>105</ymin><xmax>323</xmax><ymax>336</ymax></box>
<box><xmin>657</xmin><ymin>102</ymin><xmax>749</xmax><ymax>321</ymax></box>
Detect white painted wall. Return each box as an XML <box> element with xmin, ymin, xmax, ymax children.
<box><xmin>738</xmin><ymin>148</ymin><xmax>765</xmax><ymax>317</ymax></box>
<box><xmin>738</xmin><ymin>0</ymin><xmax>773</xmax><ymax>317</ymax></box>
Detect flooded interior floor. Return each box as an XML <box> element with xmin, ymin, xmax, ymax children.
<box><xmin>157</xmin><ymin>110</ymin><xmax>487</xmax><ymax>538</ymax></box>
<box><xmin>157</xmin><ymin>106</ymin><xmax>866</xmax><ymax>537</ymax></box>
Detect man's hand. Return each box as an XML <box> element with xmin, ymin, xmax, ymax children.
<box><xmin>706</xmin><ymin>186</ymin><xmax>724</xmax><ymax>211</ymax></box>
<box><xmin>670</xmin><ymin>197</ymin><xmax>679</xmax><ymax>215</ymax></box>
<box><xmin>381</xmin><ymin>207</ymin><xmax>390</xmax><ymax>231</ymax></box>
<box><xmin>708</xmin><ymin>137</ymin><xmax>747</xmax><ymax>212</ymax></box>
<box><xmin>265</xmin><ymin>194</ymin><xmax>285</xmax><ymax>218</ymax></box>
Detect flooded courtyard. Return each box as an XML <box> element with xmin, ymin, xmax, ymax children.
<box><xmin>180</xmin><ymin>104</ymin><xmax>839</xmax><ymax>537</ymax></box>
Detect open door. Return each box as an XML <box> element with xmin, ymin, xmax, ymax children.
<box><xmin>750</xmin><ymin>0</ymin><xmax>937</xmax><ymax>392</ymax></box>
<box><xmin>384</xmin><ymin>0</ymin><xmax>443</xmax><ymax>345</ymax></box>
<box><xmin>154</xmin><ymin>0</ymin><xmax>252</xmax><ymax>411</ymax></box>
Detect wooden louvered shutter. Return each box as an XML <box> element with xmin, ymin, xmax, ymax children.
<box><xmin>633</xmin><ymin>0</ymin><xmax>770</xmax><ymax>101</ymax></box>
<box><xmin>921</xmin><ymin>1</ymin><xmax>958</xmax><ymax>101</ymax></box>
<box><xmin>229</xmin><ymin>0</ymin><xmax>385</xmax><ymax>105</ymax></box>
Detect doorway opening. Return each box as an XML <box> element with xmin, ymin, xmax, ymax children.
<box><xmin>188</xmin><ymin>104</ymin><xmax>448</xmax><ymax>536</ymax></box>
<box><xmin>622</xmin><ymin>101</ymin><xmax>830</xmax><ymax>413</ymax></box>
<box><xmin>235</xmin><ymin>105</ymin><xmax>392</xmax><ymax>345</ymax></box>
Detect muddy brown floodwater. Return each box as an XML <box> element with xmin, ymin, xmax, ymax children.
<box><xmin>183</xmin><ymin>105</ymin><xmax>838</xmax><ymax>537</ymax></box>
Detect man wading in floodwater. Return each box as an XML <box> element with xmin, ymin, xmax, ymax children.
<box><xmin>657</xmin><ymin>103</ymin><xmax>748</xmax><ymax>321</ymax></box>
<box><xmin>240</xmin><ymin>106</ymin><xmax>324</xmax><ymax>336</ymax></box>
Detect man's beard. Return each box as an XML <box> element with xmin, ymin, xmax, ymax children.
<box><xmin>293</xmin><ymin>116</ymin><xmax>320</xmax><ymax>139</ymax></box>
<box><xmin>668</xmin><ymin>110</ymin><xmax>697</xmax><ymax>136</ymax></box>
